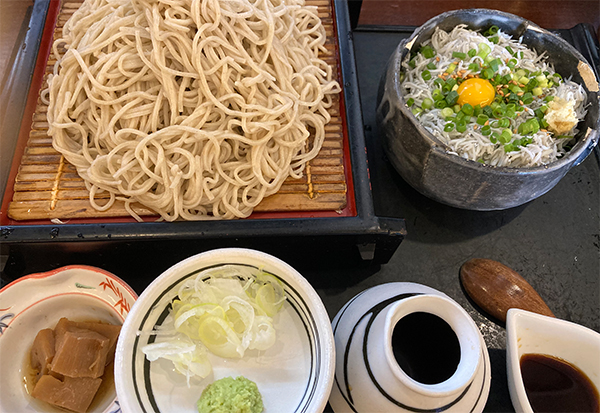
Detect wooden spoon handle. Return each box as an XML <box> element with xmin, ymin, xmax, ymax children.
<box><xmin>460</xmin><ymin>258</ymin><xmax>555</xmax><ymax>323</ymax></box>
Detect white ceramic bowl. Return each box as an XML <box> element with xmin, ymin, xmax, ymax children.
<box><xmin>506</xmin><ymin>308</ymin><xmax>600</xmax><ymax>413</ymax></box>
<box><xmin>329</xmin><ymin>282</ymin><xmax>491</xmax><ymax>413</ymax></box>
<box><xmin>114</xmin><ymin>247</ymin><xmax>335</xmax><ymax>413</ymax></box>
<box><xmin>0</xmin><ymin>265</ymin><xmax>137</xmax><ymax>413</ymax></box>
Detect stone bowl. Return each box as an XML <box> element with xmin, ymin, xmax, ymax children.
<box><xmin>376</xmin><ymin>8</ymin><xmax>599</xmax><ymax>210</ymax></box>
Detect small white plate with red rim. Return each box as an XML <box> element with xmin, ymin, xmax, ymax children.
<box><xmin>0</xmin><ymin>265</ymin><xmax>138</xmax><ymax>413</ymax></box>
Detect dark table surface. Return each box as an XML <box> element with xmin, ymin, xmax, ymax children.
<box><xmin>1</xmin><ymin>4</ymin><xmax>599</xmax><ymax>413</ymax></box>
<box><xmin>315</xmin><ymin>23</ymin><xmax>600</xmax><ymax>413</ymax></box>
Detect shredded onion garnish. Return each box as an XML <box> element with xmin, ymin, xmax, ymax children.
<box><xmin>141</xmin><ymin>265</ymin><xmax>286</xmax><ymax>385</ymax></box>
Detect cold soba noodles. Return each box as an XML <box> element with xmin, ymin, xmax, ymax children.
<box><xmin>45</xmin><ymin>0</ymin><xmax>340</xmax><ymax>221</ymax></box>
<box><xmin>401</xmin><ymin>25</ymin><xmax>587</xmax><ymax>168</ymax></box>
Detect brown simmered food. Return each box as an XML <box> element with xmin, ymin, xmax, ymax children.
<box><xmin>30</xmin><ymin>329</ymin><xmax>55</xmax><ymax>380</ymax></box>
<box><xmin>29</xmin><ymin>318</ymin><xmax>121</xmax><ymax>413</ymax></box>
<box><xmin>32</xmin><ymin>375</ymin><xmax>102</xmax><ymax>413</ymax></box>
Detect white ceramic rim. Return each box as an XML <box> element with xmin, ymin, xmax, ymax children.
<box><xmin>384</xmin><ymin>295</ymin><xmax>482</xmax><ymax>396</ymax></box>
<box><xmin>114</xmin><ymin>247</ymin><xmax>335</xmax><ymax>413</ymax></box>
<box><xmin>0</xmin><ymin>265</ymin><xmax>138</xmax><ymax>413</ymax></box>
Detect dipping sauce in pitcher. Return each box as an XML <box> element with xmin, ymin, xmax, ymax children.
<box><xmin>392</xmin><ymin>312</ymin><xmax>461</xmax><ymax>384</ymax></box>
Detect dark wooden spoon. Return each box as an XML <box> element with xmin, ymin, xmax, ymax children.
<box><xmin>460</xmin><ymin>258</ymin><xmax>555</xmax><ymax>323</ymax></box>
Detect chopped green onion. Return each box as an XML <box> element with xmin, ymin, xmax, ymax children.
<box><xmin>452</xmin><ymin>51</ymin><xmax>467</xmax><ymax>60</ymax></box>
<box><xmin>490</xmin><ymin>132</ymin><xmax>500</xmax><ymax>143</ymax></box>
<box><xmin>421</xmin><ymin>98</ymin><xmax>433</xmax><ymax>110</ymax></box>
<box><xmin>445</xmin><ymin>90</ymin><xmax>459</xmax><ymax>106</ymax></box>
<box><xmin>532</xmin><ymin>87</ymin><xmax>543</xmax><ymax>96</ymax></box>
<box><xmin>492</xmin><ymin>107</ymin><xmax>504</xmax><ymax>118</ymax></box>
<box><xmin>518</xmin><ymin>76</ymin><xmax>530</xmax><ymax>85</ymax></box>
<box><xmin>432</xmin><ymin>89</ymin><xmax>444</xmax><ymax>101</ymax></box>
<box><xmin>477</xmin><ymin>114</ymin><xmax>489</xmax><ymax>125</ymax></box>
<box><xmin>446</xmin><ymin>78</ymin><xmax>457</xmax><ymax>88</ymax></box>
<box><xmin>498</xmin><ymin>118</ymin><xmax>510</xmax><ymax>128</ymax></box>
<box><xmin>441</xmin><ymin>107</ymin><xmax>454</xmax><ymax>118</ymax></box>
<box><xmin>481</xmin><ymin>68</ymin><xmax>495</xmax><ymax>79</ymax></box>
<box><xmin>427</xmin><ymin>62</ymin><xmax>437</xmax><ymax>70</ymax></box>
<box><xmin>489</xmin><ymin>58</ymin><xmax>501</xmax><ymax>72</ymax></box>
<box><xmin>481</xmin><ymin>125</ymin><xmax>492</xmax><ymax>136</ymax></box>
<box><xmin>529</xmin><ymin>118</ymin><xmax>540</xmax><ymax>133</ymax></box>
<box><xmin>488</xmin><ymin>36</ymin><xmax>499</xmax><ymax>44</ymax></box>
<box><xmin>468</xmin><ymin>62</ymin><xmax>480</xmax><ymax>72</ymax></box>
<box><xmin>468</xmin><ymin>48</ymin><xmax>477</xmax><ymax>58</ymax></box>
<box><xmin>453</xmin><ymin>104</ymin><xmax>461</xmax><ymax>113</ymax></box>
<box><xmin>544</xmin><ymin>95</ymin><xmax>554</xmax><ymax>102</ymax></box>
<box><xmin>412</xmin><ymin>107</ymin><xmax>422</xmax><ymax>116</ymax></box>
<box><xmin>434</xmin><ymin>99</ymin><xmax>447</xmax><ymax>109</ymax></box>
<box><xmin>500</xmin><ymin>129</ymin><xmax>512</xmax><ymax>143</ymax></box>
<box><xmin>515</xmin><ymin>69</ymin><xmax>526</xmax><ymax>78</ymax></box>
<box><xmin>507</xmin><ymin>58</ymin><xmax>518</xmax><ymax>69</ymax></box>
<box><xmin>445</xmin><ymin>63</ymin><xmax>457</xmax><ymax>74</ymax></box>
<box><xmin>420</xmin><ymin>45</ymin><xmax>436</xmax><ymax>59</ymax></box>
<box><xmin>461</xmin><ymin>103</ymin><xmax>474</xmax><ymax>116</ymax></box>
<box><xmin>422</xmin><ymin>70</ymin><xmax>432</xmax><ymax>81</ymax></box>
<box><xmin>509</xmin><ymin>84</ymin><xmax>523</xmax><ymax>94</ymax></box>
<box><xmin>477</xmin><ymin>43</ymin><xmax>491</xmax><ymax>59</ymax></box>
<box><xmin>483</xmin><ymin>106</ymin><xmax>494</xmax><ymax>117</ymax></box>
<box><xmin>534</xmin><ymin>108</ymin><xmax>545</xmax><ymax>119</ymax></box>
<box><xmin>521</xmin><ymin>92</ymin><xmax>533</xmax><ymax>105</ymax></box>
<box><xmin>408</xmin><ymin>58</ymin><xmax>417</xmax><ymax>69</ymax></box>
<box><xmin>527</xmin><ymin>78</ymin><xmax>539</xmax><ymax>89</ymax></box>
<box><xmin>456</xmin><ymin>121</ymin><xmax>467</xmax><ymax>133</ymax></box>
<box><xmin>406</xmin><ymin>98</ymin><xmax>415</xmax><ymax>107</ymax></box>
<box><xmin>505</xmin><ymin>46</ymin><xmax>515</xmax><ymax>56</ymax></box>
<box><xmin>434</xmin><ymin>78</ymin><xmax>445</xmax><ymax>88</ymax></box>
<box><xmin>456</xmin><ymin>111</ymin><xmax>466</xmax><ymax>121</ymax></box>
<box><xmin>486</xmin><ymin>25</ymin><xmax>499</xmax><ymax>35</ymax></box>
<box><xmin>444</xmin><ymin>122</ymin><xmax>455</xmax><ymax>132</ymax></box>
<box><xmin>504</xmin><ymin>143</ymin><xmax>518</xmax><ymax>152</ymax></box>
<box><xmin>474</xmin><ymin>105</ymin><xmax>483</xmax><ymax>116</ymax></box>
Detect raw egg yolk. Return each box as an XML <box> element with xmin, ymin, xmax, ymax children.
<box><xmin>457</xmin><ymin>78</ymin><xmax>495</xmax><ymax>107</ymax></box>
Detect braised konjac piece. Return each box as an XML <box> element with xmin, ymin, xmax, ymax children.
<box><xmin>30</xmin><ymin>329</ymin><xmax>55</xmax><ymax>380</ymax></box>
<box><xmin>31</xmin><ymin>375</ymin><xmax>102</xmax><ymax>413</ymax></box>
<box><xmin>29</xmin><ymin>318</ymin><xmax>121</xmax><ymax>413</ymax></box>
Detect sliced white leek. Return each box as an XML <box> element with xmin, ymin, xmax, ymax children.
<box><xmin>141</xmin><ymin>265</ymin><xmax>286</xmax><ymax>384</ymax></box>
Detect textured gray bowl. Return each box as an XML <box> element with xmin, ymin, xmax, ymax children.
<box><xmin>376</xmin><ymin>9</ymin><xmax>599</xmax><ymax>210</ymax></box>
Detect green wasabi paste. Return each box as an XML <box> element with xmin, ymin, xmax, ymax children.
<box><xmin>197</xmin><ymin>376</ymin><xmax>264</xmax><ymax>413</ymax></box>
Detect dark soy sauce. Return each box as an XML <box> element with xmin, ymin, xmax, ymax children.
<box><xmin>520</xmin><ymin>353</ymin><xmax>600</xmax><ymax>413</ymax></box>
<box><xmin>391</xmin><ymin>312</ymin><xmax>461</xmax><ymax>384</ymax></box>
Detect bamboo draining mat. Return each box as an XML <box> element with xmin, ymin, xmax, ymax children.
<box><xmin>7</xmin><ymin>0</ymin><xmax>347</xmax><ymax>221</ymax></box>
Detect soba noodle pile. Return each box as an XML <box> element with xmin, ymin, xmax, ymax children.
<box><xmin>45</xmin><ymin>0</ymin><xmax>340</xmax><ymax>221</ymax></box>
